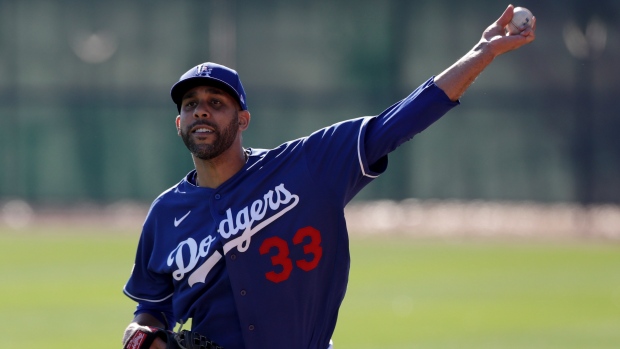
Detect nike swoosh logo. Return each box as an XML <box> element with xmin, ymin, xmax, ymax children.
<box><xmin>174</xmin><ymin>211</ymin><xmax>191</xmax><ymax>227</ymax></box>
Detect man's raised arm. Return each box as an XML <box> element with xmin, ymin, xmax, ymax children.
<box><xmin>435</xmin><ymin>4</ymin><xmax>536</xmax><ymax>101</ymax></box>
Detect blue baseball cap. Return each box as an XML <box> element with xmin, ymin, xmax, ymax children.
<box><xmin>170</xmin><ymin>62</ymin><xmax>248</xmax><ymax>111</ymax></box>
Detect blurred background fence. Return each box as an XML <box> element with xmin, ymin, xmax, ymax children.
<box><xmin>0</xmin><ymin>0</ymin><xmax>619</xmax><ymax>209</ymax></box>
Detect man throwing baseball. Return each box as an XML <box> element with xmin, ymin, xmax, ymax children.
<box><xmin>122</xmin><ymin>5</ymin><xmax>535</xmax><ymax>349</ymax></box>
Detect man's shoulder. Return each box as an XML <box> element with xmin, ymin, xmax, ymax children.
<box><xmin>147</xmin><ymin>173</ymin><xmax>195</xmax><ymax>209</ymax></box>
<box><xmin>248</xmin><ymin>117</ymin><xmax>372</xmax><ymax>152</ymax></box>
<box><xmin>246</xmin><ymin>140</ymin><xmax>304</xmax><ymax>159</ymax></box>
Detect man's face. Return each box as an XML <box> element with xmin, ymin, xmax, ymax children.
<box><xmin>176</xmin><ymin>86</ymin><xmax>245</xmax><ymax>160</ymax></box>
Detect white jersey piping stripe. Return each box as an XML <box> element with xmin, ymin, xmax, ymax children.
<box><xmin>357</xmin><ymin>121</ymin><xmax>379</xmax><ymax>179</ymax></box>
<box><xmin>123</xmin><ymin>287</ymin><xmax>174</xmax><ymax>303</ymax></box>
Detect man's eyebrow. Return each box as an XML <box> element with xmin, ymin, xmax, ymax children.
<box><xmin>205</xmin><ymin>87</ymin><xmax>225</xmax><ymax>95</ymax></box>
<box><xmin>183</xmin><ymin>90</ymin><xmax>198</xmax><ymax>100</ymax></box>
<box><xmin>182</xmin><ymin>87</ymin><xmax>225</xmax><ymax>101</ymax></box>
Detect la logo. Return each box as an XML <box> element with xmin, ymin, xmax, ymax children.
<box><xmin>196</xmin><ymin>64</ymin><xmax>212</xmax><ymax>77</ymax></box>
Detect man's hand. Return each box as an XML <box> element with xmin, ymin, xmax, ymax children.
<box><xmin>150</xmin><ymin>337</ymin><xmax>166</xmax><ymax>349</ymax></box>
<box><xmin>123</xmin><ymin>313</ymin><xmax>168</xmax><ymax>349</ymax></box>
<box><xmin>123</xmin><ymin>318</ymin><xmax>224</xmax><ymax>349</ymax></box>
<box><xmin>122</xmin><ymin>323</ymin><xmax>167</xmax><ymax>349</ymax></box>
<box><xmin>435</xmin><ymin>4</ymin><xmax>537</xmax><ymax>101</ymax></box>
<box><xmin>481</xmin><ymin>4</ymin><xmax>536</xmax><ymax>57</ymax></box>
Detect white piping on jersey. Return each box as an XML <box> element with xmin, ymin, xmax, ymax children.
<box><xmin>123</xmin><ymin>287</ymin><xmax>174</xmax><ymax>303</ymax></box>
<box><xmin>357</xmin><ymin>121</ymin><xmax>379</xmax><ymax>178</ymax></box>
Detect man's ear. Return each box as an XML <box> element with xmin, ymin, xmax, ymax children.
<box><xmin>175</xmin><ymin>115</ymin><xmax>181</xmax><ymax>135</ymax></box>
<box><xmin>238</xmin><ymin>110</ymin><xmax>251</xmax><ymax>131</ymax></box>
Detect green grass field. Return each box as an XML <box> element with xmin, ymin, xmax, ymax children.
<box><xmin>1</xmin><ymin>227</ymin><xmax>619</xmax><ymax>348</ymax></box>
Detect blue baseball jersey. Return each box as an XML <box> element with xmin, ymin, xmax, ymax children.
<box><xmin>123</xmin><ymin>77</ymin><xmax>458</xmax><ymax>349</ymax></box>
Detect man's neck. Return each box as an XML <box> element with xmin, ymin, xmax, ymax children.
<box><xmin>193</xmin><ymin>149</ymin><xmax>247</xmax><ymax>189</ymax></box>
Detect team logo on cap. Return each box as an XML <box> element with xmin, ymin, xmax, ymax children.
<box><xmin>195</xmin><ymin>64</ymin><xmax>212</xmax><ymax>77</ymax></box>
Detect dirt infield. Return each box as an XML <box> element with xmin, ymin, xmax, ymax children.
<box><xmin>1</xmin><ymin>199</ymin><xmax>619</xmax><ymax>239</ymax></box>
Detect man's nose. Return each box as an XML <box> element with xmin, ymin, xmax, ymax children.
<box><xmin>194</xmin><ymin>101</ymin><xmax>210</xmax><ymax>118</ymax></box>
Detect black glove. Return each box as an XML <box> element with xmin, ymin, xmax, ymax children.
<box><xmin>172</xmin><ymin>330</ymin><xmax>223</xmax><ymax>349</ymax></box>
<box><xmin>123</xmin><ymin>323</ymin><xmax>223</xmax><ymax>349</ymax></box>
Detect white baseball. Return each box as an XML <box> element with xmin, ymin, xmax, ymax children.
<box><xmin>506</xmin><ymin>7</ymin><xmax>533</xmax><ymax>35</ymax></box>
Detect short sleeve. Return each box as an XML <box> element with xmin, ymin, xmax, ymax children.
<box><xmin>301</xmin><ymin>116</ymin><xmax>380</xmax><ymax>203</ymax></box>
<box><xmin>123</xmin><ymin>202</ymin><xmax>175</xmax><ymax>304</ymax></box>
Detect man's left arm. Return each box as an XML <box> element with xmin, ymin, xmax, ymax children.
<box><xmin>363</xmin><ymin>4</ymin><xmax>536</xmax><ymax>166</ymax></box>
<box><xmin>435</xmin><ymin>4</ymin><xmax>536</xmax><ymax>101</ymax></box>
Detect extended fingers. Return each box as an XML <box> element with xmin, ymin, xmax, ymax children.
<box><xmin>519</xmin><ymin>16</ymin><xmax>536</xmax><ymax>40</ymax></box>
<box><xmin>496</xmin><ymin>4</ymin><xmax>515</xmax><ymax>27</ymax></box>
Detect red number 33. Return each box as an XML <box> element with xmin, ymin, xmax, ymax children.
<box><xmin>259</xmin><ymin>227</ymin><xmax>323</xmax><ymax>283</ymax></box>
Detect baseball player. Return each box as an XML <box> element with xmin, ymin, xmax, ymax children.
<box><xmin>122</xmin><ymin>5</ymin><xmax>535</xmax><ymax>349</ymax></box>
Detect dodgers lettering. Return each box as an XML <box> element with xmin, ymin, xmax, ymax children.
<box><xmin>168</xmin><ymin>235</ymin><xmax>217</xmax><ymax>281</ymax></box>
<box><xmin>218</xmin><ymin>183</ymin><xmax>296</xmax><ymax>239</ymax></box>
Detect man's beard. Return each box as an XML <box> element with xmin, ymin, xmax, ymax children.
<box><xmin>180</xmin><ymin>114</ymin><xmax>239</xmax><ymax>160</ymax></box>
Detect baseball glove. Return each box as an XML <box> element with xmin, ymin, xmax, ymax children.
<box><xmin>123</xmin><ymin>323</ymin><xmax>223</xmax><ymax>349</ymax></box>
<box><xmin>174</xmin><ymin>329</ymin><xmax>223</xmax><ymax>349</ymax></box>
